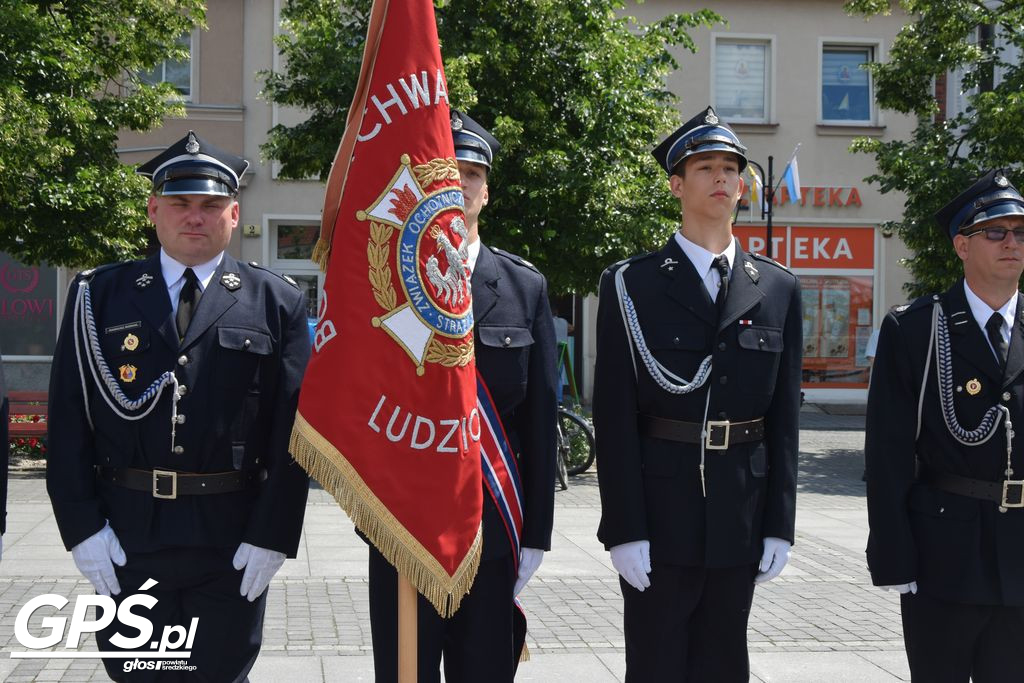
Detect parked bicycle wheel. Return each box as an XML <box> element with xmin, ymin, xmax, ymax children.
<box><xmin>558</xmin><ymin>408</ymin><xmax>595</xmax><ymax>475</ymax></box>
<box><xmin>555</xmin><ymin>436</ymin><xmax>569</xmax><ymax>490</ymax></box>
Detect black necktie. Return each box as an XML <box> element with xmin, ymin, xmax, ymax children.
<box><xmin>986</xmin><ymin>312</ymin><xmax>1008</xmax><ymax>368</ymax></box>
<box><xmin>713</xmin><ymin>255</ymin><xmax>730</xmax><ymax>310</ymax></box>
<box><xmin>176</xmin><ymin>268</ymin><xmax>202</xmax><ymax>341</ymax></box>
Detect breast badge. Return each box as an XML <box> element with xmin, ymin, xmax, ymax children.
<box><xmin>966</xmin><ymin>378</ymin><xmax>982</xmax><ymax>396</ymax></box>
<box><xmin>122</xmin><ymin>333</ymin><xmax>140</xmax><ymax>352</ymax></box>
<box><xmin>119</xmin><ymin>364</ymin><xmax>138</xmax><ymax>383</ymax></box>
<box><xmin>357</xmin><ymin>154</ymin><xmax>474</xmax><ymax>376</ymax></box>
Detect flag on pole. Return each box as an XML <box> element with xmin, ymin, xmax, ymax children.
<box><xmin>781</xmin><ymin>146</ymin><xmax>802</xmax><ymax>204</ymax></box>
<box><xmin>748</xmin><ymin>165</ymin><xmax>767</xmax><ymax>217</ymax></box>
<box><xmin>289</xmin><ymin>0</ymin><xmax>483</xmax><ymax>617</ymax></box>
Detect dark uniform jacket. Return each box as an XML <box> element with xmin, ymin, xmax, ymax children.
<box><xmin>866</xmin><ymin>280</ymin><xmax>1024</xmax><ymax>605</ymax></box>
<box><xmin>594</xmin><ymin>237</ymin><xmax>802</xmax><ymax>568</ymax></box>
<box><xmin>46</xmin><ymin>252</ymin><xmax>311</xmax><ymax>557</ymax></box>
<box><xmin>1</xmin><ymin>346</ymin><xmax>7</xmax><ymax>535</ymax></box>
<box><xmin>473</xmin><ymin>244</ymin><xmax>557</xmax><ymax>559</ymax></box>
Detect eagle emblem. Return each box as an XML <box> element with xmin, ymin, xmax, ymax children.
<box><xmin>357</xmin><ymin>154</ymin><xmax>473</xmax><ymax>375</ymax></box>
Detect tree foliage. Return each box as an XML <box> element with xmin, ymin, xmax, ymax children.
<box><xmin>0</xmin><ymin>0</ymin><xmax>206</xmax><ymax>267</ymax></box>
<box><xmin>261</xmin><ymin>0</ymin><xmax>723</xmax><ymax>294</ymax></box>
<box><xmin>845</xmin><ymin>0</ymin><xmax>1024</xmax><ymax>297</ymax></box>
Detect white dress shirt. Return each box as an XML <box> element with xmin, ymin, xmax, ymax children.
<box><xmin>963</xmin><ymin>279</ymin><xmax>1017</xmax><ymax>359</ymax></box>
<box><xmin>674</xmin><ymin>231</ymin><xmax>736</xmax><ymax>301</ymax></box>
<box><xmin>160</xmin><ymin>249</ymin><xmax>223</xmax><ymax>316</ymax></box>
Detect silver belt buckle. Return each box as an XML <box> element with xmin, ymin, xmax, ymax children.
<box><xmin>1001</xmin><ymin>480</ymin><xmax>1024</xmax><ymax>509</ymax></box>
<box><xmin>705</xmin><ymin>420</ymin><xmax>731</xmax><ymax>450</ymax></box>
<box><xmin>152</xmin><ymin>469</ymin><xmax>178</xmax><ymax>500</ymax></box>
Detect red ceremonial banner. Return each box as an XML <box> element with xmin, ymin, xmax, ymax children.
<box><xmin>289</xmin><ymin>0</ymin><xmax>481</xmax><ymax>616</ymax></box>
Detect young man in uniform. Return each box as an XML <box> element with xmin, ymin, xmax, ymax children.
<box><xmin>367</xmin><ymin>111</ymin><xmax>557</xmax><ymax>682</ymax></box>
<box><xmin>866</xmin><ymin>169</ymin><xmax>1024</xmax><ymax>682</ymax></box>
<box><xmin>594</xmin><ymin>106</ymin><xmax>802</xmax><ymax>681</ymax></box>
<box><xmin>46</xmin><ymin>131</ymin><xmax>311</xmax><ymax>681</ymax></box>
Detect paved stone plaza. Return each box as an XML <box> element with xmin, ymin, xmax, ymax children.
<box><xmin>0</xmin><ymin>409</ymin><xmax>913</xmax><ymax>681</ymax></box>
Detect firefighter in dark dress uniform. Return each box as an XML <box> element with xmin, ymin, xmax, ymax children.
<box><xmin>866</xmin><ymin>169</ymin><xmax>1024</xmax><ymax>682</ymax></box>
<box><xmin>594</xmin><ymin>106</ymin><xmax>802</xmax><ymax>682</ymax></box>
<box><xmin>367</xmin><ymin>111</ymin><xmax>558</xmax><ymax>683</ymax></box>
<box><xmin>46</xmin><ymin>131</ymin><xmax>311</xmax><ymax>681</ymax></box>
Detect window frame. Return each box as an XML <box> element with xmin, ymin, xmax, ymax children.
<box><xmin>817</xmin><ymin>38</ymin><xmax>883</xmax><ymax>126</ymax></box>
<box><xmin>139</xmin><ymin>29</ymin><xmax>198</xmax><ymax>102</ymax></box>
<box><xmin>711</xmin><ymin>33</ymin><xmax>776</xmax><ymax>125</ymax></box>
<box><xmin>264</xmin><ymin>215</ymin><xmax>324</xmax><ymax>319</ymax></box>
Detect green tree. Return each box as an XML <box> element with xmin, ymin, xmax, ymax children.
<box><xmin>261</xmin><ymin>0</ymin><xmax>722</xmax><ymax>294</ymax></box>
<box><xmin>845</xmin><ymin>0</ymin><xmax>1024</xmax><ymax>297</ymax></box>
<box><xmin>0</xmin><ymin>0</ymin><xmax>206</xmax><ymax>267</ymax></box>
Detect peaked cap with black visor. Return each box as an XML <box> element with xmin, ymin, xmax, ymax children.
<box><xmin>136</xmin><ymin>131</ymin><xmax>249</xmax><ymax>197</ymax></box>
<box><xmin>652</xmin><ymin>105</ymin><xmax>748</xmax><ymax>176</ymax></box>
<box><xmin>935</xmin><ymin>169</ymin><xmax>1024</xmax><ymax>240</ymax></box>
<box><xmin>450</xmin><ymin>110</ymin><xmax>500</xmax><ymax>170</ymax></box>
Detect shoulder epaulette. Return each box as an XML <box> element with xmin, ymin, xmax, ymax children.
<box><xmin>601</xmin><ymin>250</ymin><xmax>659</xmax><ymax>277</ymax></box>
<box><xmin>750</xmin><ymin>252</ymin><xmax>790</xmax><ymax>272</ymax></box>
<box><xmin>891</xmin><ymin>293</ymin><xmax>938</xmax><ymax>317</ymax></box>
<box><xmin>490</xmin><ymin>246</ymin><xmax>540</xmax><ymax>273</ymax></box>
<box><xmin>244</xmin><ymin>260</ymin><xmax>301</xmax><ymax>289</ymax></box>
<box><xmin>77</xmin><ymin>261</ymin><xmax>132</xmax><ymax>281</ymax></box>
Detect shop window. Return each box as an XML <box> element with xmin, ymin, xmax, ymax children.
<box><xmin>820</xmin><ymin>42</ymin><xmax>877</xmax><ymax>125</ymax></box>
<box><xmin>714</xmin><ymin>36</ymin><xmax>772</xmax><ymax>123</ymax></box>
<box><xmin>269</xmin><ymin>220</ymin><xmax>323</xmax><ymax>319</ymax></box>
<box><xmin>0</xmin><ymin>253</ymin><xmax>58</xmax><ymax>358</ymax></box>
<box><xmin>140</xmin><ymin>32</ymin><xmax>193</xmax><ymax>99</ymax></box>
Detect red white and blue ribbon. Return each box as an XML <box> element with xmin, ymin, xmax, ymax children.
<box><xmin>476</xmin><ymin>372</ymin><xmax>524</xmax><ymax>569</ymax></box>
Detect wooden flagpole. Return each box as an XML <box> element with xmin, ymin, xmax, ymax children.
<box><xmin>398</xmin><ymin>575</ymin><xmax>417</xmax><ymax>683</ymax></box>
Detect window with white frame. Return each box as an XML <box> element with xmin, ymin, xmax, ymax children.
<box><xmin>820</xmin><ymin>43</ymin><xmax>877</xmax><ymax>124</ymax></box>
<box><xmin>714</xmin><ymin>37</ymin><xmax>772</xmax><ymax>123</ymax></box>
<box><xmin>140</xmin><ymin>32</ymin><xmax>193</xmax><ymax>98</ymax></box>
<box><xmin>270</xmin><ymin>220</ymin><xmax>323</xmax><ymax>319</ymax></box>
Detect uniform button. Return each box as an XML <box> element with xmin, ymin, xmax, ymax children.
<box><xmin>249</xmin><ymin>260</ymin><xmax>259</xmax><ymax>267</ymax></box>
<box><xmin>178</xmin><ymin>385</ymin><xmax>188</xmax><ymax>397</ymax></box>
<box><xmin>178</xmin><ymin>355</ymin><xmax>188</xmax><ymax>366</ymax></box>
<box><xmin>1003</xmin><ymin>391</ymin><xmax>1012</xmax><ymax>401</ymax></box>
<box><xmin>758</xmin><ymin>338</ymin><xmax>765</xmax><ymax>347</ymax></box>
<box><xmin>503</xmin><ymin>336</ymin><xmax>511</xmax><ymax>346</ymax></box>
<box><xmin>719</xmin><ymin>376</ymin><xmax>728</xmax><ymax>385</ymax></box>
<box><xmin>243</xmin><ymin>339</ymin><xmax>252</xmax><ymax>348</ymax></box>
<box><xmin>673</xmin><ymin>337</ymin><xmax>681</xmax><ymax>345</ymax></box>
<box><xmin>172</xmin><ymin>445</ymin><xmax>184</xmax><ymax>455</ymax></box>
<box><xmin>175</xmin><ymin>415</ymin><xmax>186</xmax><ymax>425</ymax></box>
<box><xmin>718</xmin><ymin>342</ymin><xmax>726</xmax><ymax>351</ymax></box>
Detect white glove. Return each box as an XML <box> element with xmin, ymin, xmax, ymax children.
<box><xmin>881</xmin><ymin>582</ymin><xmax>918</xmax><ymax>595</ymax></box>
<box><xmin>610</xmin><ymin>540</ymin><xmax>651</xmax><ymax>592</ymax></box>
<box><xmin>513</xmin><ymin>547</ymin><xmax>544</xmax><ymax>596</ymax></box>
<box><xmin>71</xmin><ymin>523</ymin><xmax>127</xmax><ymax>596</ymax></box>
<box><xmin>233</xmin><ymin>542</ymin><xmax>286</xmax><ymax>602</ymax></box>
<box><xmin>754</xmin><ymin>537</ymin><xmax>791</xmax><ymax>584</ymax></box>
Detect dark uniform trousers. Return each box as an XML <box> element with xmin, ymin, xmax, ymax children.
<box><xmin>46</xmin><ymin>253</ymin><xmax>311</xmax><ymax>682</ymax></box>
<box><xmin>368</xmin><ymin>243</ymin><xmax>557</xmax><ymax>682</ymax></box>
<box><xmin>594</xmin><ymin>237</ymin><xmax>802</xmax><ymax>682</ymax></box>
<box><xmin>866</xmin><ymin>281</ymin><xmax>1024</xmax><ymax>682</ymax></box>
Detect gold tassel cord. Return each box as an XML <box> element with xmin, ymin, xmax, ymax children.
<box><xmin>289</xmin><ymin>412</ymin><xmax>481</xmax><ymax>616</ymax></box>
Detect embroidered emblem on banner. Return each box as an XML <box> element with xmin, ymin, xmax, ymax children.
<box><xmin>119</xmin><ymin>364</ymin><xmax>138</xmax><ymax>383</ymax></box>
<box><xmin>359</xmin><ymin>154</ymin><xmax>473</xmax><ymax>375</ymax></box>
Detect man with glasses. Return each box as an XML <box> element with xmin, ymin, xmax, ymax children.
<box><xmin>866</xmin><ymin>169</ymin><xmax>1024</xmax><ymax>682</ymax></box>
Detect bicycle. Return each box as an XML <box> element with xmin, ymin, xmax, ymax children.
<box><xmin>557</xmin><ymin>406</ymin><xmax>595</xmax><ymax>477</ymax></box>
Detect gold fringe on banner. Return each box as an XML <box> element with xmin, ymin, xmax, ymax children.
<box><xmin>289</xmin><ymin>412</ymin><xmax>482</xmax><ymax>617</ymax></box>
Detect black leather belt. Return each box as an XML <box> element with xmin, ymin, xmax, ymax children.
<box><xmin>919</xmin><ymin>464</ymin><xmax>1024</xmax><ymax>509</ymax></box>
<box><xmin>639</xmin><ymin>415</ymin><xmax>765</xmax><ymax>450</ymax></box>
<box><xmin>97</xmin><ymin>466</ymin><xmax>264</xmax><ymax>500</ymax></box>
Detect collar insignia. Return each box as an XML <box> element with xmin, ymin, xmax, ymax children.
<box><xmin>743</xmin><ymin>260</ymin><xmax>759</xmax><ymax>283</ymax></box>
<box><xmin>660</xmin><ymin>257</ymin><xmax>678</xmax><ymax>272</ymax></box>
<box><xmin>221</xmin><ymin>272</ymin><xmax>241</xmax><ymax>291</ymax></box>
<box><xmin>134</xmin><ymin>273</ymin><xmax>154</xmax><ymax>289</ymax></box>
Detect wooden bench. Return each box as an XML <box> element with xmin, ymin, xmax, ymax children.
<box><xmin>8</xmin><ymin>390</ymin><xmax>48</xmax><ymax>439</ymax></box>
